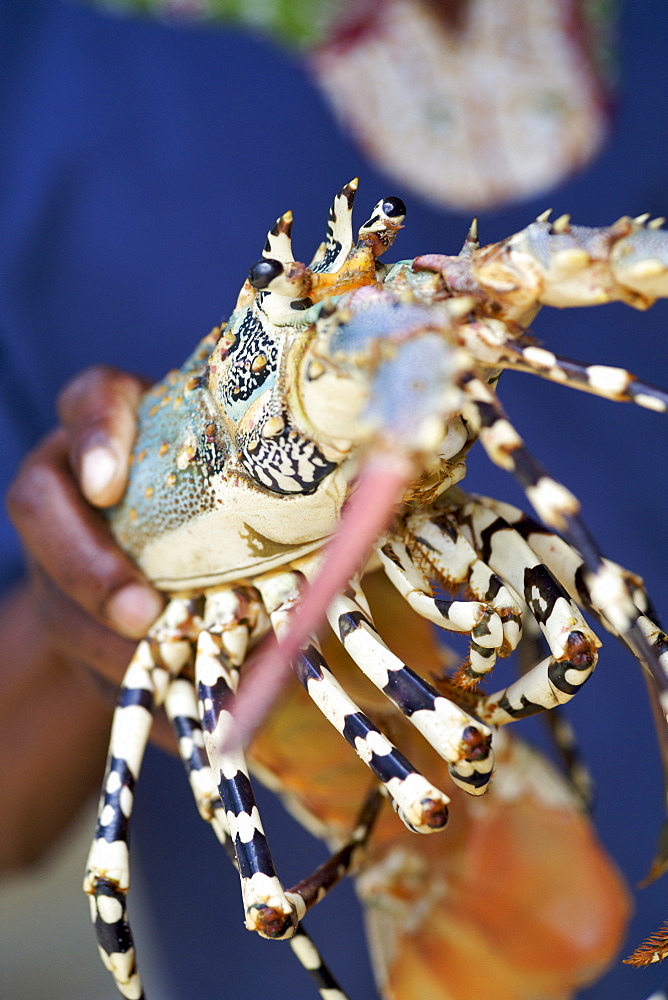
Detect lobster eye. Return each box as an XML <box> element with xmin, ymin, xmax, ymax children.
<box><xmin>248</xmin><ymin>258</ymin><xmax>284</xmax><ymax>290</ymax></box>
<box><xmin>382</xmin><ymin>196</ymin><xmax>406</xmax><ymax>219</ymax></box>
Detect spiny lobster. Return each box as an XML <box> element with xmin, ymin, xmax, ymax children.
<box><xmin>84</xmin><ymin>180</ymin><xmax>668</xmax><ymax>1000</ymax></box>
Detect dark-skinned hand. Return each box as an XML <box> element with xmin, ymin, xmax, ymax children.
<box><xmin>2</xmin><ymin>366</ymin><xmax>173</xmax><ymax>869</ymax></box>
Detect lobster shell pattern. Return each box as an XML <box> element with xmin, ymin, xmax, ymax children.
<box><xmin>85</xmin><ymin>181</ymin><xmax>668</xmax><ymax>1000</ymax></box>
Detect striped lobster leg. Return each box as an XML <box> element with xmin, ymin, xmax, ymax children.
<box><xmin>254</xmin><ymin>568</ymin><xmax>451</xmax><ymax>834</ymax></box>
<box><xmin>376</xmin><ymin>535</ymin><xmax>505</xmax><ymax>686</ymax></box>
<box><xmin>461</xmin><ymin>373</ymin><xmax>668</xmax><ymax>700</ymax></box>
<box><xmin>516</xmin><ymin>611</ymin><xmax>595</xmax><ymax>811</ymax></box>
<box><xmin>164</xmin><ymin>674</ymin><xmax>233</xmax><ymax>859</ymax></box>
<box><xmin>460</xmin><ymin>493</ymin><xmax>668</xmax><ymax>974</ymax></box>
<box><xmin>471</xmin><ymin>494</ymin><xmax>668</xmax><ymax>850</ymax></box>
<box><xmin>465</xmin><ymin>494</ymin><xmax>668</xmax><ymax>679</ymax></box>
<box><xmin>323</xmin><ymin>575</ymin><xmax>494</xmax><ymax>795</ymax></box>
<box><xmin>164</xmin><ymin>669</ymin><xmax>365</xmax><ymax>1000</ymax></box>
<box><xmin>395</xmin><ymin>507</ymin><xmax>524</xmax><ymax>681</ymax></box>
<box><xmin>195</xmin><ymin>585</ymin><xmax>304</xmax><ymax>940</ymax></box>
<box><xmin>431</xmin><ymin>495</ymin><xmax>601</xmax><ymax>726</ymax></box>
<box><xmin>287</xmin><ymin>785</ymin><xmax>383</xmax><ymax>914</ymax></box>
<box><xmin>83</xmin><ymin>596</ymin><xmax>199</xmax><ymax>1000</ymax></box>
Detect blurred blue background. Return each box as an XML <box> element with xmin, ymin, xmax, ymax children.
<box><xmin>0</xmin><ymin>1</ymin><xmax>667</xmax><ymax>998</ymax></box>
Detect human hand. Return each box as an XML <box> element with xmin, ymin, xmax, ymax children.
<box><xmin>2</xmin><ymin>367</ymin><xmax>175</xmax><ymax>867</ymax></box>
<box><xmin>6</xmin><ymin>365</ymin><xmax>164</xmax><ymax>686</ymax></box>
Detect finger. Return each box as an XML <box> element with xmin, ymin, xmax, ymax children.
<box><xmin>30</xmin><ymin>584</ymin><xmax>178</xmax><ymax>757</ymax></box>
<box><xmin>57</xmin><ymin>366</ymin><xmax>148</xmax><ymax>507</ymax></box>
<box><xmin>31</xmin><ymin>579</ymin><xmax>178</xmax><ymax>755</ymax></box>
<box><xmin>7</xmin><ymin>431</ymin><xmax>164</xmax><ymax>638</ymax></box>
<box><xmin>32</xmin><ymin>563</ymin><xmax>140</xmax><ymax>684</ymax></box>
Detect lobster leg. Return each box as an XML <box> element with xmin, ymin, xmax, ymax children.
<box><xmin>468</xmin><ymin>495</ymin><xmax>668</xmax><ymax>658</ymax></box>
<box><xmin>504</xmin><ymin>507</ymin><xmax>668</xmax><ymax>783</ymax></box>
<box><xmin>195</xmin><ymin>586</ymin><xmax>304</xmax><ymax>940</ymax></box>
<box><xmin>288</xmin><ymin>785</ymin><xmax>383</xmax><ymax>913</ymax></box>
<box><xmin>402</xmin><ymin>504</ymin><xmax>597</xmax><ymax>803</ymax></box>
<box><xmin>472</xmin><ymin>494</ymin><xmax>668</xmax><ymax>861</ymax></box>
<box><xmin>287</xmin><ymin>927</ymin><xmax>353</xmax><ymax>1000</ymax></box>
<box><xmin>254</xmin><ymin>568</ymin><xmax>451</xmax><ymax>834</ymax></box>
<box><xmin>324</xmin><ymin>576</ymin><xmax>494</xmax><ymax>795</ymax></box>
<box><xmin>164</xmin><ymin>672</ymin><xmax>357</xmax><ymax>1000</ymax></box>
<box><xmin>164</xmin><ymin>674</ymin><xmax>233</xmax><ymax>856</ymax></box>
<box><xmin>517</xmin><ymin>612</ymin><xmax>595</xmax><ymax>810</ymax></box>
<box><xmin>460</xmin><ymin>491</ymin><xmax>668</xmax><ymax>973</ymax></box>
<box><xmin>376</xmin><ymin>534</ymin><xmax>506</xmax><ymax>683</ymax></box>
<box><xmin>463</xmin><ymin>373</ymin><xmax>668</xmax><ymax>701</ymax></box>
<box><xmin>429</xmin><ymin>494</ymin><xmax>599</xmax><ymax>726</ymax></box>
<box><xmin>83</xmin><ymin>597</ymin><xmax>197</xmax><ymax>1000</ymax></box>
<box><xmin>398</xmin><ymin>507</ymin><xmax>524</xmax><ymax>672</ymax></box>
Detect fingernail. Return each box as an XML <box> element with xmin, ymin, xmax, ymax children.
<box><xmin>107</xmin><ymin>583</ymin><xmax>164</xmax><ymax>638</ymax></box>
<box><xmin>81</xmin><ymin>445</ymin><xmax>119</xmax><ymax>502</ymax></box>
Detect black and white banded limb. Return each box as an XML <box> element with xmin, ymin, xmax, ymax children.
<box><xmin>195</xmin><ymin>585</ymin><xmax>302</xmax><ymax>940</ymax></box>
<box><xmin>324</xmin><ymin>574</ymin><xmax>494</xmax><ymax>794</ymax></box>
<box><xmin>408</xmin><ymin>492</ymin><xmax>597</xmax><ymax>727</ymax></box>
<box><xmin>461</xmin><ymin>373</ymin><xmax>668</xmax><ymax>704</ymax></box>
<box><xmin>471</xmin><ymin>492</ymin><xmax>668</xmax><ymax>864</ymax></box>
<box><xmin>254</xmin><ymin>567</ymin><xmax>452</xmax><ymax>834</ymax></box>
<box><xmin>484</xmin><ymin>333</ymin><xmax>668</xmax><ymax>414</ymax></box>
<box><xmin>388</xmin><ymin>508</ymin><xmax>524</xmax><ymax>683</ymax></box>
<box><xmin>166</xmin><ymin>665</ymin><xmax>373</xmax><ymax>1000</ymax></box>
<box><xmin>516</xmin><ymin>611</ymin><xmax>595</xmax><ymax>810</ymax></box>
<box><xmin>84</xmin><ymin>597</ymin><xmax>200</xmax><ymax>1000</ymax></box>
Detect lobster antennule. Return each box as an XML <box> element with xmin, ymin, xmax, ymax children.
<box><xmin>310</xmin><ymin>177</ymin><xmax>358</xmax><ymax>272</ymax></box>
<box><xmin>263</xmin><ymin>209</ymin><xmax>295</xmax><ymax>264</ymax></box>
<box><xmin>357</xmin><ymin>195</ymin><xmax>406</xmax><ymax>256</ymax></box>
<box><xmin>226</xmin><ymin>451</ymin><xmax>416</xmax><ymax>753</ymax></box>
